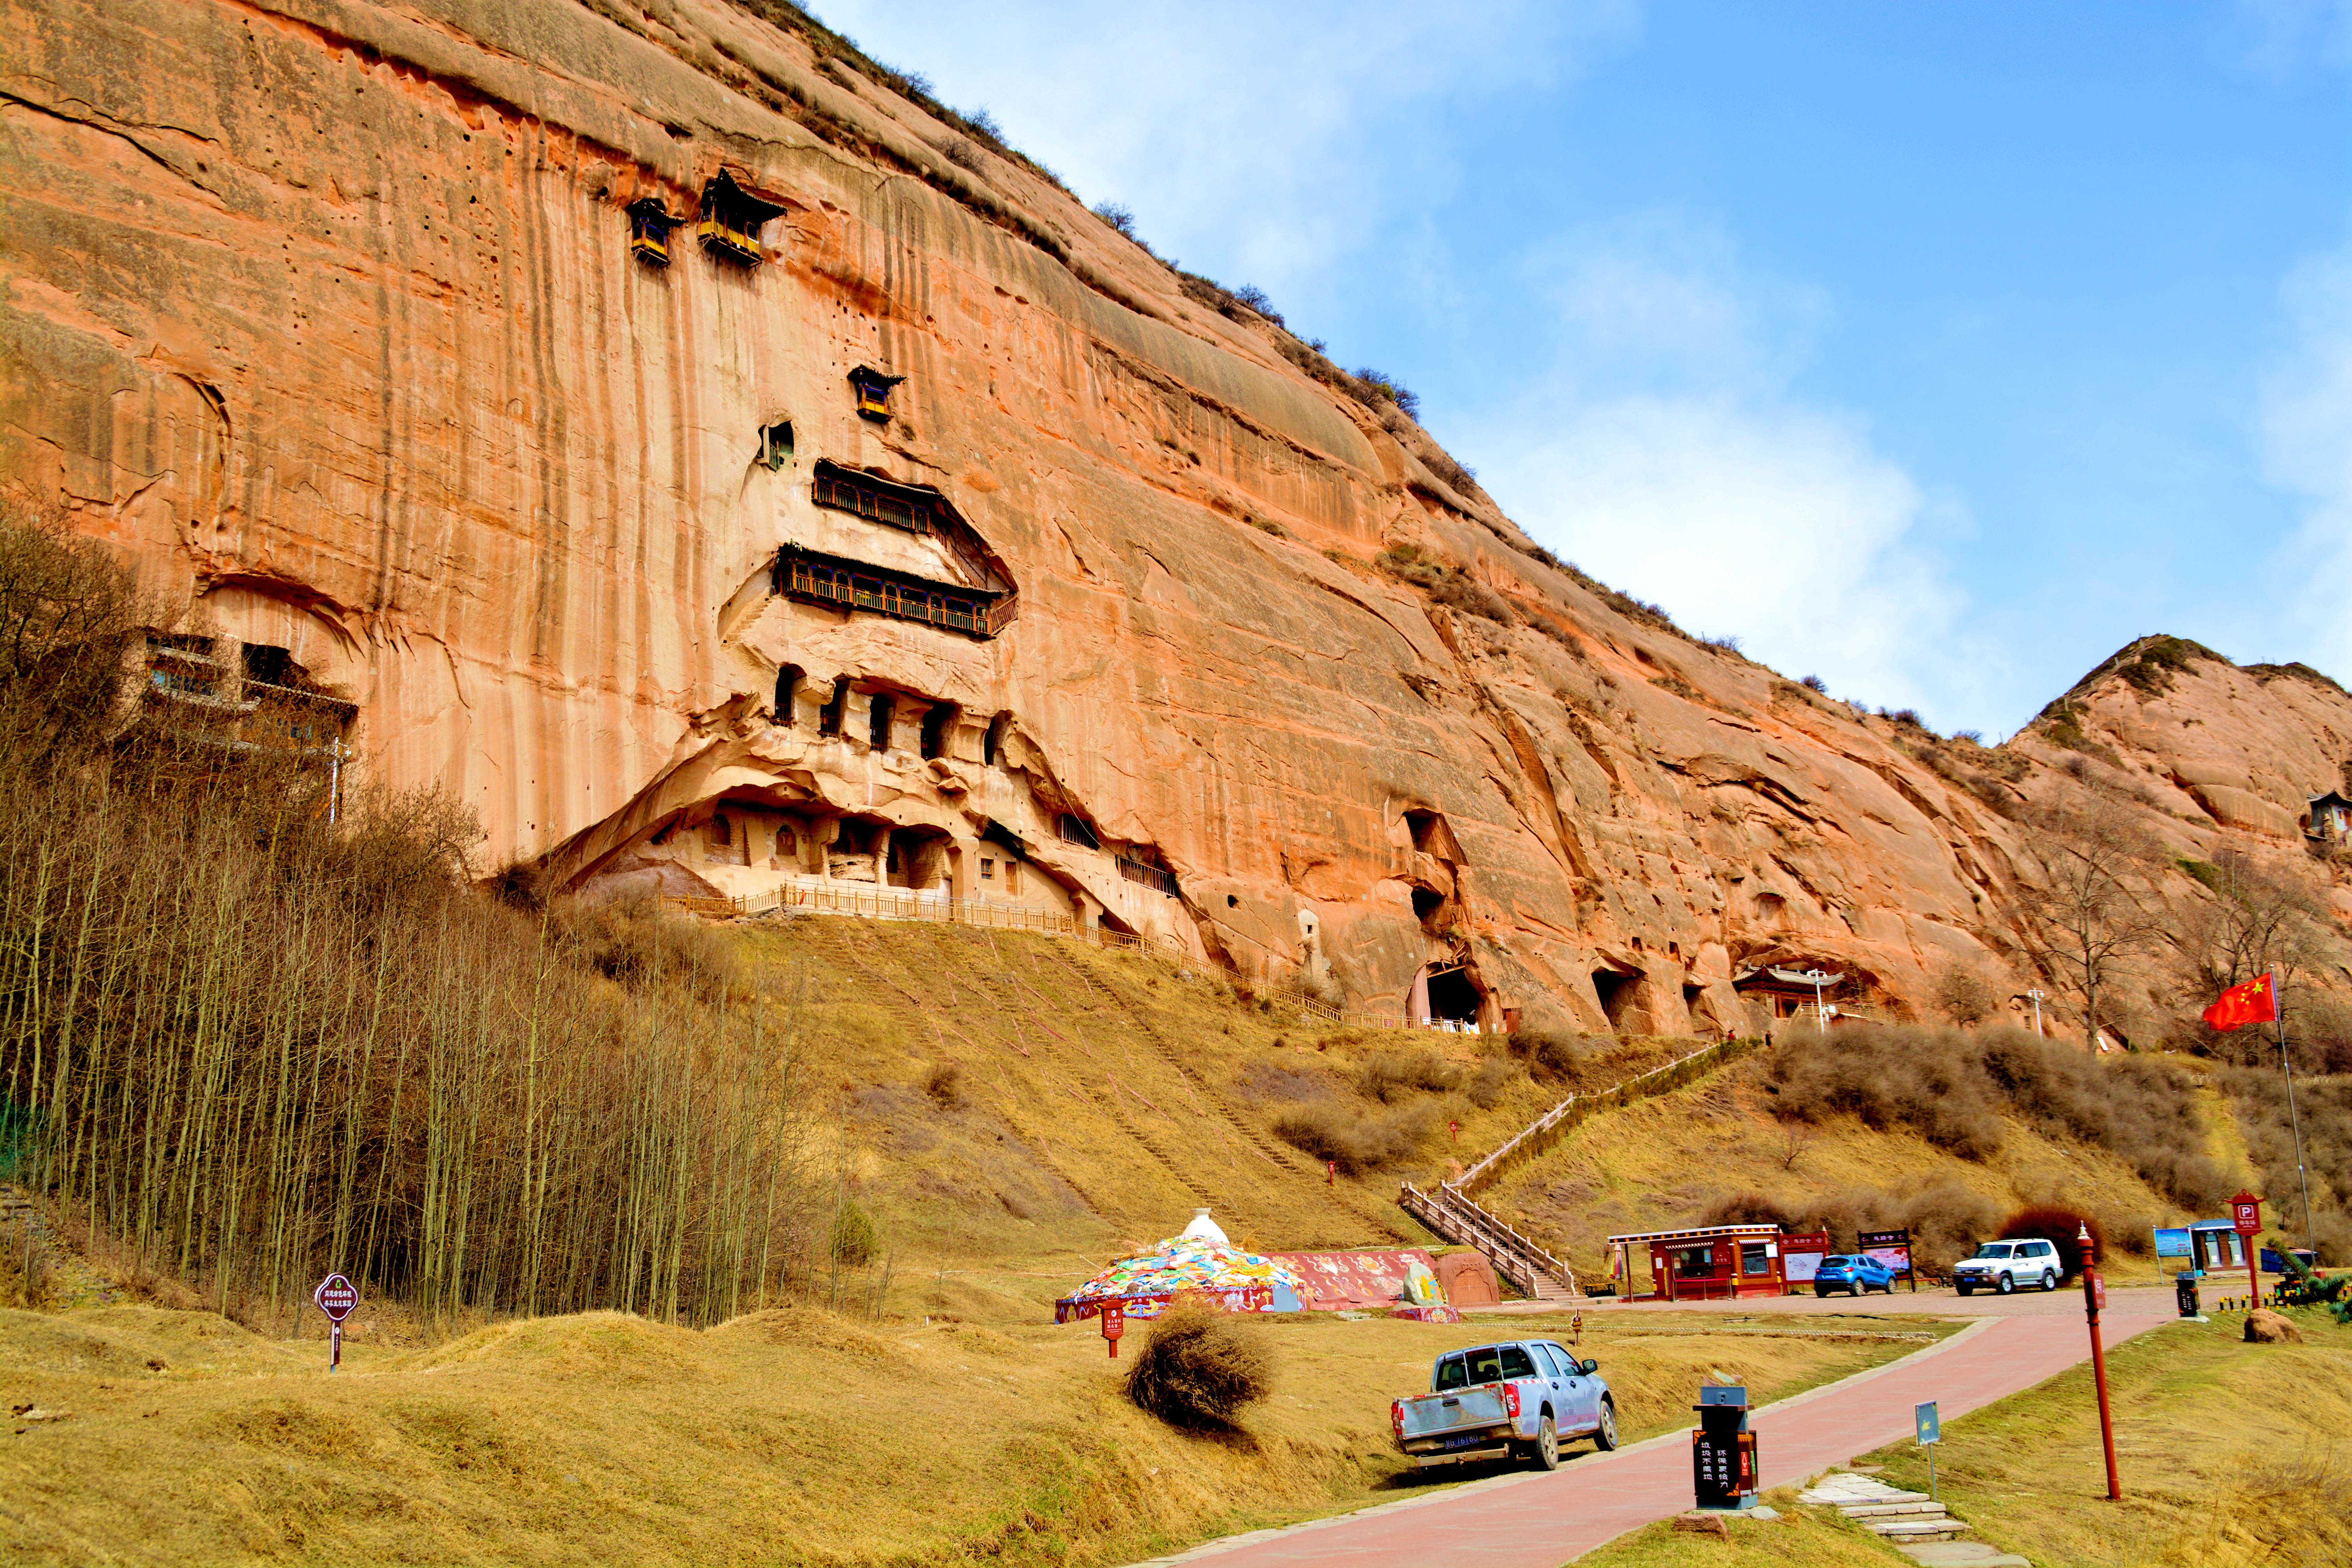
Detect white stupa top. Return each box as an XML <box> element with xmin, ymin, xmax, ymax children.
<box><xmin>1179</xmin><ymin>1207</ymin><xmax>1229</xmax><ymax>1245</ymax></box>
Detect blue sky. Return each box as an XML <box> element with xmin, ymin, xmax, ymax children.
<box><xmin>816</xmin><ymin>0</ymin><xmax>2352</xmax><ymax>737</ymax></box>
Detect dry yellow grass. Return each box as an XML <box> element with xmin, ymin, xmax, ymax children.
<box><xmin>733</xmin><ymin>916</ymin><xmax>1675</xmax><ymax>1285</ymax></box>
<box><xmin>1854</xmin><ymin>1308</ymin><xmax>2352</xmax><ymax>1568</ymax></box>
<box><xmin>0</xmin><ymin>1301</ymin><xmax>1934</xmax><ymax>1566</ymax></box>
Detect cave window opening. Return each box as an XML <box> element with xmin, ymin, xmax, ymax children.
<box><xmin>920</xmin><ymin>702</ymin><xmax>958</xmax><ymax>760</ymax></box>
<box><xmin>1058</xmin><ymin>813</ymin><xmax>1101</xmax><ymax>850</ymax></box>
<box><xmin>819</xmin><ymin>677</ymin><xmax>849</xmax><ymax>736</ymax></box>
<box><xmin>1404</xmin><ymin>809</ymin><xmax>1441</xmax><ymax>854</ymax></box>
<box><xmin>1592</xmin><ymin>970</ymin><xmax>1636</xmax><ymax>1029</ymax></box>
<box><xmin>980</xmin><ymin>857</ymin><xmax>995</xmax><ymax>882</ymax></box>
<box><xmin>758</xmin><ymin>422</ymin><xmax>794</xmax><ymax>471</ymax></box>
<box><xmin>1426</xmin><ymin>965</ymin><xmax>1481</xmax><ymax>1025</ymax></box>
<box><xmin>983</xmin><ymin>711</ymin><xmax>1011</xmax><ymax>766</ymax></box>
<box><xmin>710</xmin><ymin>815</ymin><xmax>730</xmax><ymax>847</ymax></box>
<box><xmin>626</xmin><ymin>198</ymin><xmax>677</xmax><ymax>267</ymax></box>
<box><xmin>867</xmin><ymin>693</ymin><xmax>895</xmax><ymax>750</ymax></box>
<box><xmin>774</xmin><ymin>664</ymin><xmax>802</xmax><ymax>726</ymax></box>
<box><xmin>1411</xmin><ymin>886</ymin><xmax>1445</xmax><ymax>929</ymax></box>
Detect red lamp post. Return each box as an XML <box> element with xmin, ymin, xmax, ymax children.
<box><xmin>2079</xmin><ymin>1221</ymin><xmax>2120</xmax><ymax>1501</ymax></box>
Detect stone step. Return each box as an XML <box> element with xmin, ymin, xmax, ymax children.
<box><xmin>1865</xmin><ymin>1520</ymin><xmax>1966</xmax><ymax>1540</ymax></box>
<box><xmin>1894</xmin><ymin>1544</ymin><xmax>2032</xmax><ymax>1567</ymax></box>
<box><xmin>1841</xmin><ymin>1502</ymin><xmax>1951</xmax><ymax>1518</ymax></box>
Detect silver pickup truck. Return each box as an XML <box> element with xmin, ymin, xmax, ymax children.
<box><xmin>1388</xmin><ymin>1338</ymin><xmax>1620</xmax><ymax>1471</ymax></box>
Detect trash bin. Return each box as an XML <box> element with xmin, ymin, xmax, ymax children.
<box><xmin>1691</xmin><ymin>1385</ymin><xmax>1759</xmax><ymax>1511</ymax></box>
<box><xmin>2175</xmin><ymin>1269</ymin><xmax>2202</xmax><ymax>1319</ymax></box>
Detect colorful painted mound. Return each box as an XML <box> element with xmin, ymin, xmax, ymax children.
<box><xmin>1053</xmin><ymin>1236</ymin><xmax>1308</xmax><ymax>1322</ymax></box>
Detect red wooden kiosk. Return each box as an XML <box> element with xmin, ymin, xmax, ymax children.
<box><xmin>1608</xmin><ymin>1224</ymin><xmax>1787</xmax><ymax>1301</ymax></box>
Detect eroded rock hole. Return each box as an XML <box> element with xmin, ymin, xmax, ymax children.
<box><xmin>920</xmin><ymin>702</ymin><xmax>958</xmax><ymax>760</ymax></box>
<box><xmin>1592</xmin><ymin>969</ymin><xmax>1636</xmax><ymax>1028</ymax></box>
<box><xmin>774</xmin><ymin>664</ymin><xmax>802</xmax><ymax>725</ymax></box>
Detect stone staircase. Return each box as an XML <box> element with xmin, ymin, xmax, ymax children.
<box><xmin>1798</xmin><ymin>1473</ymin><xmax>2029</xmax><ymax>1566</ymax></box>
<box><xmin>1398</xmin><ymin>1180</ymin><xmax>1580</xmax><ymax>1299</ymax></box>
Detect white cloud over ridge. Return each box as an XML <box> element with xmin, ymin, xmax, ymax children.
<box><xmin>1464</xmin><ymin>220</ymin><xmax>1992</xmax><ymax>724</ymax></box>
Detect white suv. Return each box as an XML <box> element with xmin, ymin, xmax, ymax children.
<box><xmin>1953</xmin><ymin>1238</ymin><xmax>2062</xmax><ymax>1295</ymax></box>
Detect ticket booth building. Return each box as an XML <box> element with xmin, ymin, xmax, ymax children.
<box><xmin>2189</xmin><ymin>1220</ymin><xmax>2247</xmax><ymax>1273</ymax></box>
<box><xmin>1609</xmin><ymin>1225</ymin><xmax>1786</xmax><ymax>1302</ymax></box>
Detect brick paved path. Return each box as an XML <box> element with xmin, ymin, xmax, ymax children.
<box><xmin>1134</xmin><ymin>1309</ymin><xmax>2174</xmax><ymax>1567</ymax></box>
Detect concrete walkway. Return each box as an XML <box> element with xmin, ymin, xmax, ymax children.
<box><xmin>1131</xmin><ymin>1308</ymin><xmax>2175</xmax><ymax>1567</ymax></box>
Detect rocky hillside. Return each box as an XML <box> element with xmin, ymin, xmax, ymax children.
<box><xmin>1</xmin><ymin>0</ymin><xmax>2344</xmax><ymax>1034</ymax></box>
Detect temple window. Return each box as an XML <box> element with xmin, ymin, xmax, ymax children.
<box><xmin>848</xmin><ymin>364</ymin><xmax>905</xmax><ymax>421</ymax></box>
<box><xmin>1058</xmin><ymin>814</ymin><xmax>1101</xmax><ymax>850</ymax></box>
<box><xmin>774</xmin><ymin>663</ymin><xmax>802</xmax><ymax>725</ymax></box>
<box><xmin>710</xmin><ymin>815</ymin><xmax>732</xmax><ymax>847</ymax></box>
<box><xmin>697</xmin><ymin>171</ymin><xmax>785</xmax><ymax>266</ymax></box>
<box><xmin>868</xmin><ymin>692</ymin><xmax>895</xmax><ymax>750</ymax></box>
<box><xmin>981</xmin><ymin>857</ymin><xmax>995</xmax><ymax>881</ymax></box>
<box><xmin>627</xmin><ymin>198</ymin><xmax>678</xmax><ymax>267</ymax></box>
<box><xmin>759</xmin><ymin>422</ymin><xmax>794</xmax><ymax>470</ymax></box>
<box><xmin>819</xmin><ymin>677</ymin><xmax>849</xmax><ymax>736</ymax></box>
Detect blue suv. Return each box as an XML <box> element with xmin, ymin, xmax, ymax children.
<box><xmin>1813</xmin><ymin>1255</ymin><xmax>1895</xmax><ymax>1297</ymax></box>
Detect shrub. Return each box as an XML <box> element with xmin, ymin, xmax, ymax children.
<box><xmin>555</xmin><ymin>888</ymin><xmax>742</xmax><ymax>1004</ymax></box>
<box><xmin>1466</xmin><ymin>1057</ymin><xmax>1517</xmax><ymax>1109</ymax></box>
<box><xmin>1092</xmin><ymin>201</ymin><xmax>1138</xmax><ymax>238</ymax></box>
<box><xmin>1801</xmin><ymin>674</ymin><xmax>1828</xmax><ymax>693</ymax></box>
<box><xmin>830</xmin><ymin>1200</ymin><xmax>879</xmax><ymax>1266</ymax></box>
<box><xmin>1125</xmin><ymin>1305</ymin><xmax>1272</xmax><ymax>1430</ymax></box>
<box><xmin>925</xmin><ymin>1062</ymin><xmax>964</xmax><ymax>1108</ymax></box>
<box><xmin>1999</xmin><ymin>1205</ymin><xmax>2103</xmax><ymax>1280</ymax></box>
<box><xmin>942</xmin><ymin>138</ymin><xmax>983</xmax><ymax>173</ymax></box>
<box><xmin>1270</xmin><ymin>1103</ymin><xmax>1430</xmax><ymax>1174</ymax></box>
<box><xmin>1358</xmin><ymin>1050</ymin><xmax>1459</xmax><ymax>1103</ymax></box>
<box><xmin>1770</xmin><ymin>1025</ymin><xmax>2229</xmax><ymax>1211</ymax></box>
<box><xmin>1508</xmin><ymin>1027</ymin><xmax>1588</xmax><ymax>1084</ymax></box>
<box><xmin>1931</xmin><ymin>965</ymin><xmax>1999</xmax><ymax>1027</ymax></box>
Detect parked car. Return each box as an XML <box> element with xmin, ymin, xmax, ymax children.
<box><xmin>1953</xmin><ymin>1238</ymin><xmax>2062</xmax><ymax>1295</ymax></box>
<box><xmin>1813</xmin><ymin>1254</ymin><xmax>1895</xmax><ymax>1296</ymax></box>
<box><xmin>1390</xmin><ymin>1339</ymin><xmax>1619</xmax><ymax>1472</ymax></box>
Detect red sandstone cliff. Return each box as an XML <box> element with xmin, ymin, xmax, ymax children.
<box><xmin>2</xmin><ymin>0</ymin><xmax>2344</xmax><ymax>1033</ymax></box>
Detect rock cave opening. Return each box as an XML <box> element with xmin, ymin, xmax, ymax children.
<box><xmin>1411</xmin><ymin>886</ymin><xmax>1446</xmax><ymax>928</ymax></box>
<box><xmin>920</xmin><ymin>701</ymin><xmax>958</xmax><ymax>760</ymax></box>
<box><xmin>983</xmin><ymin>711</ymin><xmax>1010</xmax><ymax>765</ymax></box>
<box><xmin>1424</xmin><ymin>964</ymin><xmax>1483</xmax><ymax>1026</ymax></box>
<box><xmin>884</xmin><ymin>827</ymin><xmax>949</xmax><ymax>890</ymax></box>
<box><xmin>757</xmin><ymin>421</ymin><xmax>793</xmax><ymax>470</ymax></box>
<box><xmin>774</xmin><ymin>664</ymin><xmax>802</xmax><ymax>725</ymax></box>
<box><xmin>1592</xmin><ymin>969</ymin><xmax>1637</xmax><ymax>1029</ymax></box>
<box><xmin>868</xmin><ymin>692</ymin><xmax>895</xmax><ymax>750</ymax></box>
<box><xmin>820</xmin><ymin>677</ymin><xmax>849</xmax><ymax>736</ymax></box>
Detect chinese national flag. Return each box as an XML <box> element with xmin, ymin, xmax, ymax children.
<box><xmin>2203</xmin><ymin>971</ymin><xmax>2279</xmax><ymax>1033</ymax></box>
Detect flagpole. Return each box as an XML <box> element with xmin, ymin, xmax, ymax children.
<box><xmin>2274</xmin><ymin>971</ymin><xmax>2318</xmax><ymax>1263</ymax></box>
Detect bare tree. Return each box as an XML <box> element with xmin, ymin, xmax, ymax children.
<box><xmin>1931</xmin><ymin>963</ymin><xmax>1998</xmax><ymax>1027</ymax></box>
<box><xmin>2013</xmin><ymin>799</ymin><xmax>2164</xmax><ymax>1048</ymax></box>
<box><xmin>2177</xmin><ymin>848</ymin><xmax>2336</xmax><ymax>996</ymax></box>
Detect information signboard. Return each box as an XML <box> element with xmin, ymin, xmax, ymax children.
<box><xmin>1780</xmin><ymin>1230</ymin><xmax>1830</xmax><ymax>1286</ymax></box>
<box><xmin>1858</xmin><ymin>1228</ymin><xmax>1915</xmax><ymax>1289</ymax></box>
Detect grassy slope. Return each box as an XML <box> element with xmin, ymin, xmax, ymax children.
<box><xmin>0</xmin><ymin>1303</ymin><xmax>1932</xmax><ymax>1567</ymax></box>
<box><xmin>738</xmin><ymin>915</ymin><xmax>1681</xmax><ymax>1308</ymax></box>
<box><xmin>1584</xmin><ymin>1308</ymin><xmax>2352</xmax><ymax>1568</ymax></box>
<box><xmin>1486</xmin><ymin>1048</ymin><xmax>2205</xmax><ymax>1286</ymax></box>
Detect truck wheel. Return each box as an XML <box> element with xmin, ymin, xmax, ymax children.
<box><xmin>1594</xmin><ymin>1397</ymin><xmax>1619</xmax><ymax>1451</ymax></box>
<box><xmin>1955</xmin><ymin>1284</ymin><xmax>1972</xmax><ymax>1296</ymax></box>
<box><xmin>2042</xmin><ymin>1270</ymin><xmax>2057</xmax><ymax>1292</ymax></box>
<box><xmin>1995</xmin><ymin>1273</ymin><xmax>2015</xmax><ymax>1296</ymax></box>
<box><xmin>1530</xmin><ymin>1414</ymin><xmax>1562</xmax><ymax>1471</ymax></box>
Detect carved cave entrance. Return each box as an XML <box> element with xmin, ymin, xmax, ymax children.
<box><xmin>1423</xmin><ymin>962</ymin><xmax>1483</xmax><ymax>1026</ymax></box>
<box><xmin>1592</xmin><ymin>969</ymin><xmax>1638</xmax><ymax>1030</ymax></box>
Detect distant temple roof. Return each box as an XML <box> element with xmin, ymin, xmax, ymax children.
<box><xmin>1732</xmin><ymin>965</ymin><xmax>1843</xmax><ymax>990</ymax></box>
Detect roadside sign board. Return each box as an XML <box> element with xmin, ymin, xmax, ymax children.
<box><xmin>1915</xmin><ymin>1401</ymin><xmax>1940</xmax><ymax>1445</ymax></box>
<box><xmin>313</xmin><ymin>1274</ymin><xmax>359</xmax><ymax>1322</ymax></box>
<box><xmin>1100</xmin><ymin>1300</ymin><xmax>1124</xmax><ymax>1358</ymax></box>
<box><xmin>2230</xmin><ymin>1192</ymin><xmax>2262</xmax><ymax>1237</ymax></box>
<box><xmin>312</xmin><ymin>1273</ymin><xmax>359</xmax><ymax>1373</ymax></box>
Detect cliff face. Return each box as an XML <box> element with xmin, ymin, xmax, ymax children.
<box><xmin>3</xmin><ymin>0</ymin><xmax>2345</xmax><ymax>1030</ymax></box>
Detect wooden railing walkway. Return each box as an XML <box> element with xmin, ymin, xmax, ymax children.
<box><xmin>1398</xmin><ymin>1036</ymin><xmax>1761</xmax><ymax>1301</ymax></box>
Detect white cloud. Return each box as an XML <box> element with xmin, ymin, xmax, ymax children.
<box><xmin>1463</xmin><ymin>220</ymin><xmax>1993</xmax><ymax>722</ymax></box>
<box><xmin>814</xmin><ymin>0</ymin><xmax>1639</xmax><ymax>303</ymax></box>
<box><xmin>2259</xmin><ymin>235</ymin><xmax>2352</xmax><ymax>679</ymax></box>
